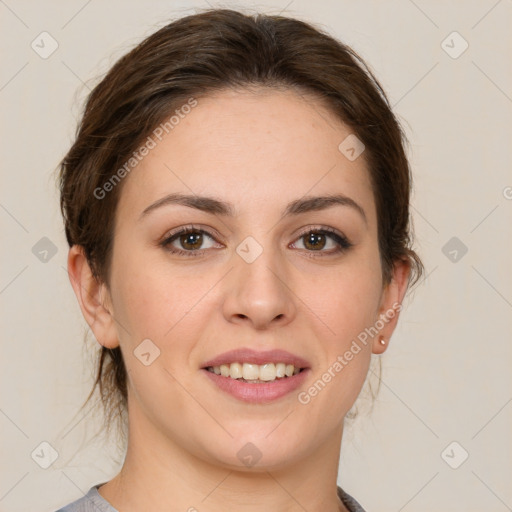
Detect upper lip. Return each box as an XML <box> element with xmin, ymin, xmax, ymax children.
<box><xmin>201</xmin><ymin>348</ymin><xmax>311</xmax><ymax>369</ymax></box>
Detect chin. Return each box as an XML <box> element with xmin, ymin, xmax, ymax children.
<box><xmin>200</xmin><ymin>431</ymin><xmax>306</xmax><ymax>472</ymax></box>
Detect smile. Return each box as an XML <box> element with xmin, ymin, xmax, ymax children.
<box><xmin>201</xmin><ymin>347</ymin><xmax>311</xmax><ymax>403</ymax></box>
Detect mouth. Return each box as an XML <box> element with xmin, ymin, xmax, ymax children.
<box><xmin>200</xmin><ymin>347</ymin><xmax>310</xmax><ymax>380</ymax></box>
<box><xmin>200</xmin><ymin>348</ymin><xmax>310</xmax><ymax>402</ymax></box>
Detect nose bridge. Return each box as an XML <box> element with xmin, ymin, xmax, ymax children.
<box><xmin>223</xmin><ymin>234</ymin><xmax>295</xmax><ymax>328</ymax></box>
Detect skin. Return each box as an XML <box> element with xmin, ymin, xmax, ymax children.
<box><xmin>68</xmin><ymin>87</ymin><xmax>409</xmax><ymax>512</ymax></box>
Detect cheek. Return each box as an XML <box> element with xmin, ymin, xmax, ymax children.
<box><xmin>108</xmin><ymin>248</ymin><xmax>182</xmax><ymax>341</ymax></box>
<box><xmin>301</xmin><ymin>254</ymin><xmax>382</xmax><ymax>345</ymax></box>
<box><xmin>110</xmin><ymin>247</ymin><xmax>219</xmax><ymax>354</ymax></box>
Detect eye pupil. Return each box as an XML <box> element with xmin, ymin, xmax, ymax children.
<box><xmin>304</xmin><ymin>232</ymin><xmax>326</xmax><ymax>250</ymax></box>
<box><xmin>181</xmin><ymin>232</ymin><xmax>203</xmax><ymax>250</ymax></box>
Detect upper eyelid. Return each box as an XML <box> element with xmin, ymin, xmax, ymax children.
<box><xmin>161</xmin><ymin>224</ymin><xmax>221</xmax><ymax>242</ymax></box>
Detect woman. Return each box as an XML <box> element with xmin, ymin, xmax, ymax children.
<box><xmin>56</xmin><ymin>8</ymin><xmax>423</xmax><ymax>512</ymax></box>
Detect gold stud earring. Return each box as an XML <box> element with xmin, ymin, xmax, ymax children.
<box><xmin>379</xmin><ymin>336</ymin><xmax>386</xmax><ymax>345</ymax></box>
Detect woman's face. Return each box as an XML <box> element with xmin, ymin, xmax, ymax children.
<box><xmin>79</xmin><ymin>87</ymin><xmax>408</xmax><ymax>470</ymax></box>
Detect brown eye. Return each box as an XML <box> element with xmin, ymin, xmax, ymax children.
<box><xmin>160</xmin><ymin>227</ymin><xmax>219</xmax><ymax>256</ymax></box>
<box><xmin>179</xmin><ymin>232</ymin><xmax>204</xmax><ymax>250</ymax></box>
<box><xmin>292</xmin><ymin>228</ymin><xmax>353</xmax><ymax>256</ymax></box>
<box><xmin>303</xmin><ymin>232</ymin><xmax>327</xmax><ymax>251</ymax></box>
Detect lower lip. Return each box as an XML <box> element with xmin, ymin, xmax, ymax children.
<box><xmin>201</xmin><ymin>368</ymin><xmax>310</xmax><ymax>404</ymax></box>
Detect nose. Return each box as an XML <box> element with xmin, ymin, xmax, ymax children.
<box><xmin>222</xmin><ymin>243</ymin><xmax>296</xmax><ymax>330</ymax></box>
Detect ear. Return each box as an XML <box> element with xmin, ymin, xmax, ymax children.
<box><xmin>372</xmin><ymin>259</ymin><xmax>410</xmax><ymax>354</ymax></box>
<box><xmin>66</xmin><ymin>245</ymin><xmax>119</xmax><ymax>349</ymax></box>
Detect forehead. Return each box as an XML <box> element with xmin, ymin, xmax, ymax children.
<box><xmin>116</xmin><ymin>87</ymin><xmax>376</xmax><ymax>228</ymax></box>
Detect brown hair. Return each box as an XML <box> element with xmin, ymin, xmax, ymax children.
<box><xmin>58</xmin><ymin>7</ymin><xmax>424</xmax><ymax>444</ymax></box>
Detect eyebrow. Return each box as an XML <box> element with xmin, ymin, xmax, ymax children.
<box><xmin>139</xmin><ymin>192</ymin><xmax>367</xmax><ymax>225</ymax></box>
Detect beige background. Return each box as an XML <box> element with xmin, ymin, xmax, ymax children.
<box><xmin>1</xmin><ymin>1</ymin><xmax>511</xmax><ymax>511</ymax></box>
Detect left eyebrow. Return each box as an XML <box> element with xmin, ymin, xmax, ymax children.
<box><xmin>282</xmin><ymin>194</ymin><xmax>367</xmax><ymax>225</ymax></box>
<box><xmin>138</xmin><ymin>192</ymin><xmax>367</xmax><ymax>225</ymax></box>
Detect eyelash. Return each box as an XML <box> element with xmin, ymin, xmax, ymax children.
<box><xmin>159</xmin><ymin>224</ymin><xmax>353</xmax><ymax>258</ymax></box>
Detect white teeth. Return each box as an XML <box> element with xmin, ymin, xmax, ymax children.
<box><xmin>242</xmin><ymin>363</ymin><xmax>260</xmax><ymax>380</ymax></box>
<box><xmin>207</xmin><ymin>362</ymin><xmax>303</xmax><ymax>381</ymax></box>
<box><xmin>229</xmin><ymin>362</ymin><xmax>243</xmax><ymax>379</ymax></box>
<box><xmin>259</xmin><ymin>363</ymin><xmax>276</xmax><ymax>381</ymax></box>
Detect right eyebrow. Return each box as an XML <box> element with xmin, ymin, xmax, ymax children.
<box><xmin>139</xmin><ymin>193</ymin><xmax>234</xmax><ymax>220</ymax></box>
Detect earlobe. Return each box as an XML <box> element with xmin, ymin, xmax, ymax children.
<box><xmin>372</xmin><ymin>259</ymin><xmax>411</xmax><ymax>355</ymax></box>
<box><xmin>66</xmin><ymin>245</ymin><xmax>119</xmax><ymax>349</ymax></box>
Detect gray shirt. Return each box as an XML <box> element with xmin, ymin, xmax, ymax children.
<box><xmin>55</xmin><ymin>483</ymin><xmax>366</xmax><ymax>511</ymax></box>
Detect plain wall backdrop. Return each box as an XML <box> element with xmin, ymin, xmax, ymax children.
<box><xmin>1</xmin><ymin>1</ymin><xmax>511</xmax><ymax>511</ymax></box>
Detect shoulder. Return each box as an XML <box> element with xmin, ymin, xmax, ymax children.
<box><xmin>56</xmin><ymin>483</ymin><xmax>362</xmax><ymax>512</ymax></box>
<box><xmin>337</xmin><ymin>485</ymin><xmax>367</xmax><ymax>512</ymax></box>
<box><xmin>54</xmin><ymin>483</ymin><xmax>118</xmax><ymax>512</ymax></box>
